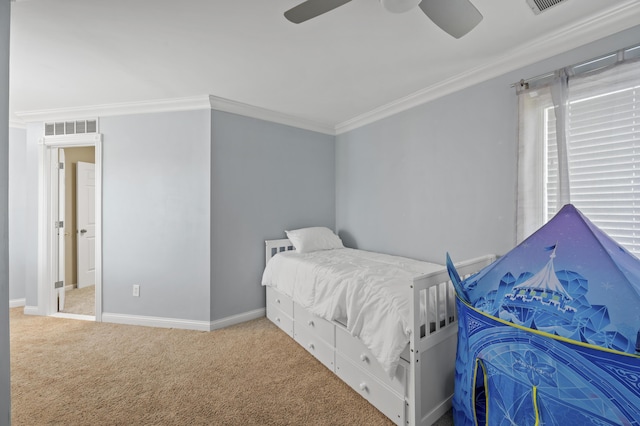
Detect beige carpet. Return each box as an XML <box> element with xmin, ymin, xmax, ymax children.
<box><xmin>60</xmin><ymin>285</ymin><xmax>95</xmax><ymax>316</ymax></box>
<box><xmin>10</xmin><ymin>308</ymin><xmax>453</xmax><ymax>425</ymax></box>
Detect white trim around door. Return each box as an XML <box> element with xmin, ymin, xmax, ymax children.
<box><xmin>37</xmin><ymin>133</ymin><xmax>103</xmax><ymax>321</ymax></box>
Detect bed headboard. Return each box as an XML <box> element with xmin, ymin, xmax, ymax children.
<box><xmin>265</xmin><ymin>239</ymin><xmax>295</xmax><ymax>265</ymax></box>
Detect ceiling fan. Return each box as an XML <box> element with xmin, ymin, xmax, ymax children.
<box><xmin>284</xmin><ymin>0</ymin><xmax>483</xmax><ymax>39</ymax></box>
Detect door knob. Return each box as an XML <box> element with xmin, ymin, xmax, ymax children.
<box><xmin>79</xmin><ymin>229</ymin><xmax>87</xmax><ymax>234</ymax></box>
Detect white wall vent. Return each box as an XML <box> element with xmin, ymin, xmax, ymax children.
<box><xmin>526</xmin><ymin>0</ymin><xmax>568</xmax><ymax>14</ymax></box>
<box><xmin>44</xmin><ymin>119</ymin><xmax>98</xmax><ymax>136</ymax></box>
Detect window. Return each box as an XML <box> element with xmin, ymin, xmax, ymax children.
<box><xmin>517</xmin><ymin>48</ymin><xmax>640</xmax><ymax>256</ymax></box>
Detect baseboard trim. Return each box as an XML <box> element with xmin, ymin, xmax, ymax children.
<box><xmin>9</xmin><ymin>298</ymin><xmax>26</xmax><ymax>308</ymax></box>
<box><xmin>102</xmin><ymin>313</ymin><xmax>212</xmax><ymax>331</ymax></box>
<box><xmin>51</xmin><ymin>312</ymin><xmax>95</xmax><ymax>322</ymax></box>
<box><xmin>23</xmin><ymin>305</ymin><xmax>41</xmax><ymax>315</ymax></box>
<box><xmin>101</xmin><ymin>308</ymin><xmax>266</xmax><ymax>332</ymax></box>
<box><xmin>423</xmin><ymin>394</ymin><xmax>453</xmax><ymax>425</ymax></box>
<box><xmin>209</xmin><ymin>308</ymin><xmax>266</xmax><ymax>331</ymax></box>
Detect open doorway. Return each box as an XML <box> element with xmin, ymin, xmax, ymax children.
<box><xmin>37</xmin><ymin>133</ymin><xmax>102</xmax><ymax>322</ymax></box>
<box><xmin>58</xmin><ymin>147</ymin><xmax>96</xmax><ymax>316</ymax></box>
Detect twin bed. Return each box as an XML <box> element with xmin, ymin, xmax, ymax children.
<box><xmin>261</xmin><ymin>227</ymin><xmax>495</xmax><ymax>426</ymax></box>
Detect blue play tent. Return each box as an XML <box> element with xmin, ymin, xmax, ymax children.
<box><xmin>447</xmin><ymin>204</ymin><xmax>640</xmax><ymax>425</ymax></box>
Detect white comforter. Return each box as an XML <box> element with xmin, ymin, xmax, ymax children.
<box><xmin>261</xmin><ymin>248</ymin><xmax>443</xmax><ymax>377</ymax></box>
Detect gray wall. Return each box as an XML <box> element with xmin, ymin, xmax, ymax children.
<box><xmin>0</xmin><ymin>0</ymin><xmax>11</xmax><ymax>422</ymax></box>
<box><xmin>18</xmin><ymin>123</ymin><xmax>46</xmax><ymax>309</ymax></box>
<box><xmin>8</xmin><ymin>127</ymin><xmax>26</xmax><ymax>302</ymax></box>
<box><xmin>210</xmin><ymin>111</ymin><xmax>335</xmax><ymax>321</ymax></box>
<box><xmin>337</xmin><ymin>80</ymin><xmax>514</xmax><ymax>263</ymax></box>
<box><xmin>24</xmin><ymin>123</ymin><xmax>39</xmax><ymax>307</ymax></box>
<box><xmin>336</xmin><ymin>25</ymin><xmax>640</xmax><ymax>264</ymax></box>
<box><xmin>16</xmin><ymin>107</ymin><xmax>336</xmax><ymax>325</ymax></box>
<box><xmin>10</xmin><ymin>22</ymin><xmax>638</xmax><ymax>332</ymax></box>
<box><xmin>101</xmin><ymin>110</ymin><xmax>211</xmax><ymax>321</ymax></box>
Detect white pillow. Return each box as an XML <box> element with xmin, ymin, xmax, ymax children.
<box><xmin>285</xmin><ymin>227</ymin><xmax>344</xmax><ymax>254</ymax></box>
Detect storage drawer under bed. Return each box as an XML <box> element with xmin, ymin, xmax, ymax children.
<box><xmin>294</xmin><ymin>322</ymin><xmax>335</xmax><ymax>371</ymax></box>
<box><xmin>335</xmin><ymin>353</ymin><xmax>405</xmax><ymax>426</ymax></box>
<box><xmin>266</xmin><ymin>287</ymin><xmax>294</xmax><ymax>337</ymax></box>
<box><xmin>335</xmin><ymin>326</ymin><xmax>407</xmax><ymax>395</ymax></box>
<box><xmin>294</xmin><ymin>303</ymin><xmax>335</xmax><ymax>345</ymax></box>
<box><xmin>266</xmin><ymin>286</ymin><xmax>293</xmax><ymax>317</ymax></box>
<box><xmin>293</xmin><ymin>302</ymin><xmax>336</xmax><ymax>370</ymax></box>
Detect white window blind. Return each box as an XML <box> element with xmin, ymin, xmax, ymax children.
<box><xmin>543</xmin><ymin>60</ymin><xmax>640</xmax><ymax>255</ymax></box>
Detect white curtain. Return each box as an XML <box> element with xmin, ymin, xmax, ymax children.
<box><xmin>550</xmin><ymin>69</ymin><xmax>570</xmax><ymax>210</ymax></box>
<box><xmin>516</xmin><ymin>70</ymin><xmax>570</xmax><ymax>243</ymax></box>
<box><xmin>517</xmin><ymin>54</ymin><xmax>640</xmax><ymax>250</ymax></box>
<box><xmin>516</xmin><ymin>83</ymin><xmax>553</xmax><ymax>242</ymax></box>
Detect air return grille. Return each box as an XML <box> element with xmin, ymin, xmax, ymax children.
<box><xmin>526</xmin><ymin>0</ymin><xmax>568</xmax><ymax>14</ymax></box>
<box><xmin>44</xmin><ymin>119</ymin><xmax>98</xmax><ymax>136</ymax></box>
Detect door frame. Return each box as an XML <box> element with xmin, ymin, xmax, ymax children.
<box><xmin>57</xmin><ymin>148</ymin><xmax>66</xmax><ymax>311</ymax></box>
<box><xmin>37</xmin><ymin>133</ymin><xmax>103</xmax><ymax>320</ymax></box>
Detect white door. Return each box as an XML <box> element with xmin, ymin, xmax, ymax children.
<box><xmin>57</xmin><ymin>149</ymin><xmax>66</xmax><ymax>310</ymax></box>
<box><xmin>77</xmin><ymin>161</ymin><xmax>96</xmax><ymax>288</ymax></box>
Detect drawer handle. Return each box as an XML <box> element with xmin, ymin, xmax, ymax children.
<box><xmin>360</xmin><ymin>354</ymin><xmax>369</xmax><ymax>363</ymax></box>
<box><xmin>308</xmin><ymin>320</ymin><xmax>314</xmax><ymax>327</ymax></box>
<box><xmin>275</xmin><ymin>317</ymin><xmax>281</xmax><ymax>323</ymax></box>
<box><xmin>359</xmin><ymin>382</ymin><xmax>368</xmax><ymax>392</ymax></box>
<box><xmin>308</xmin><ymin>343</ymin><xmax>315</xmax><ymax>350</ymax></box>
<box><xmin>275</xmin><ymin>298</ymin><xmax>281</xmax><ymax>304</ymax></box>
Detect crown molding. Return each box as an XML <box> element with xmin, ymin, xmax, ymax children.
<box><xmin>12</xmin><ymin>2</ymin><xmax>638</xmax><ymax>137</ymax></box>
<box><xmin>208</xmin><ymin>95</ymin><xmax>335</xmax><ymax>135</ymax></box>
<box><xmin>9</xmin><ymin>120</ymin><xmax>26</xmax><ymax>129</ymax></box>
<box><xmin>14</xmin><ymin>95</ymin><xmax>213</xmax><ymax>123</ymax></box>
<box><xmin>14</xmin><ymin>94</ymin><xmax>336</xmax><ymax>135</ymax></box>
<box><xmin>335</xmin><ymin>1</ymin><xmax>640</xmax><ymax>134</ymax></box>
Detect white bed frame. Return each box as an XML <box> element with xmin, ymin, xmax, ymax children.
<box><xmin>264</xmin><ymin>239</ymin><xmax>495</xmax><ymax>426</ymax></box>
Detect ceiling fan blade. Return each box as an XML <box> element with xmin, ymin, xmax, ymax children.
<box><xmin>284</xmin><ymin>0</ymin><xmax>353</xmax><ymax>24</ymax></box>
<box><xmin>418</xmin><ymin>0</ymin><xmax>483</xmax><ymax>39</ymax></box>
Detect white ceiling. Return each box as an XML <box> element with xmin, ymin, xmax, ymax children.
<box><xmin>9</xmin><ymin>0</ymin><xmax>640</xmax><ymax>132</ymax></box>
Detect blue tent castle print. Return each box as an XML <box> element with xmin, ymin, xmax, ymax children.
<box><xmin>505</xmin><ymin>245</ymin><xmax>574</xmax><ymax>310</ymax></box>
<box><xmin>447</xmin><ymin>204</ymin><xmax>640</xmax><ymax>425</ymax></box>
<box><xmin>478</xmin><ymin>242</ymin><xmax>631</xmax><ymax>352</ymax></box>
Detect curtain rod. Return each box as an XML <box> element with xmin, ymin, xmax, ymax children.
<box><xmin>511</xmin><ymin>43</ymin><xmax>640</xmax><ymax>89</ymax></box>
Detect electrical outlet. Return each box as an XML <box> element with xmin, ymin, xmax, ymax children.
<box><xmin>133</xmin><ymin>285</ymin><xmax>140</xmax><ymax>297</ymax></box>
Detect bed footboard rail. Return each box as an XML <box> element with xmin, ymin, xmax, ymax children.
<box><xmin>408</xmin><ymin>254</ymin><xmax>496</xmax><ymax>426</ymax></box>
<box><xmin>410</xmin><ymin>254</ymin><xmax>496</xmax><ymax>348</ymax></box>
